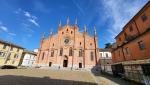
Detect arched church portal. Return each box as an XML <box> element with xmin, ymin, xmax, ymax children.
<box><xmin>63</xmin><ymin>55</ymin><xmax>68</xmax><ymax>67</ymax></box>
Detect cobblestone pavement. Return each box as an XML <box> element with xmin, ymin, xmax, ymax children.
<box><xmin>0</xmin><ymin>69</ymin><xmax>138</xmax><ymax>85</ymax></box>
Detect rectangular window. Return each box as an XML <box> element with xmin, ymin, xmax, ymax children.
<box><xmin>7</xmin><ymin>53</ymin><xmax>11</xmax><ymax>59</ymax></box>
<box><xmin>119</xmin><ymin>38</ymin><xmax>121</xmax><ymax>41</ymax></box>
<box><xmin>138</xmin><ymin>41</ymin><xmax>145</xmax><ymax>50</ymax></box>
<box><xmin>106</xmin><ymin>53</ymin><xmax>108</xmax><ymax>58</ymax></box>
<box><xmin>141</xmin><ymin>14</ymin><xmax>148</xmax><ymax>22</ymax></box>
<box><xmin>129</xmin><ymin>26</ymin><xmax>133</xmax><ymax>32</ymax></box>
<box><xmin>4</xmin><ymin>53</ymin><xmax>11</xmax><ymax>64</ymax></box>
<box><xmin>14</xmin><ymin>54</ymin><xmax>18</xmax><ymax>58</ymax></box>
<box><xmin>100</xmin><ymin>53</ymin><xmax>103</xmax><ymax>57</ymax></box>
<box><xmin>17</xmin><ymin>48</ymin><xmax>19</xmax><ymax>52</ymax></box>
<box><xmin>3</xmin><ymin>45</ymin><xmax>7</xmax><ymax>49</ymax></box>
<box><xmin>3</xmin><ymin>53</ymin><xmax>5</xmax><ymax>57</ymax></box>
<box><xmin>0</xmin><ymin>52</ymin><xmax>4</xmax><ymax>57</ymax></box>
<box><xmin>124</xmin><ymin>32</ymin><xmax>127</xmax><ymax>39</ymax></box>
<box><xmin>118</xmin><ymin>50</ymin><xmax>120</xmax><ymax>57</ymax></box>
<box><xmin>125</xmin><ymin>47</ymin><xmax>130</xmax><ymax>55</ymax></box>
<box><xmin>10</xmin><ymin>47</ymin><xmax>13</xmax><ymax>51</ymax></box>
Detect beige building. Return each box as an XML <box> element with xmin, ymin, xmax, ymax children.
<box><xmin>0</xmin><ymin>39</ymin><xmax>24</xmax><ymax>67</ymax></box>
<box><xmin>36</xmin><ymin>20</ymin><xmax>99</xmax><ymax>70</ymax></box>
<box><xmin>20</xmin><ymin>50</ymin><xmax>37</xmax><ymax>67</ymax></box>
<box><xmin>99</xmin><ymin>49</ymin><xmax>112</xmax><ymax>74</ymax></box>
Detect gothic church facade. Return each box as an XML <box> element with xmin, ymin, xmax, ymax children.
<box><xmin>36</xmin><ymin>19</ymin><xmax>99</xmax><ymax>69</ymax></box>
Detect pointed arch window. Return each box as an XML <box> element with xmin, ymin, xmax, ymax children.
<box><xmin>60</xmin><ymin>48</ymin><xmax>63</xmax><ymax>56</ymax></box>
<box><xmin>80</xmin><ymin>42</ymin><xmax>82</xmax><ymax>45</ymax></box>
<box><xmin>42</xmin><ymin>52</ymin><xmax>45</xmax><ymax>60</ymax></box>
<box><xmin>91</xmin><ymin>51</ymin><xmax>94</xmax><ymax>61</ymax></box>
<box><xmin>79</xmin><ymin>49</ymin><xmax>82</xmax><ymax>57</ymax></box>
<box><xmin>69</xmin><ymin>47</ymin><xmax>73</xmax><ymax>56</ymax></box>
<box><xmin>51</xmin><ymin>50</ymin><xmax>54</xmax><ymax>57</ymax></box>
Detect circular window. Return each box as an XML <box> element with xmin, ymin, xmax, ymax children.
<box><xmin>64</xmin><ymin>38</ymin><xmax>70</xmax><ymax>44</ymax></box>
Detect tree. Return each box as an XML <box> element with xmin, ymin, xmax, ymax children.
<box><xmin>105</xmin><ymin>43</ymin><xmax>112</xmax><ymax>48</ymax></box>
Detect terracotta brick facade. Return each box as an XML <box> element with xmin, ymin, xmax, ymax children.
<box><xmin>36</xmin><ymin>22</ymin><xmax>99</xmax><ymax>69</ymax></box>
<box><xmin>111</xmin><ymin>1</ymin><xmax>150</xmax><ymax>84</ymax></box>
<box><xmin>112</xmin><ymin>1</ymin><xmax>150</xmax><ymax>63</ymax></box>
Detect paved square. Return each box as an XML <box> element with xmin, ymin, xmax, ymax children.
<box><xmin>0</xmin><ymin>69</ymin><xmax>97</xmax><ymax>85</ymax></box>
<box><xmin>0</xmin><ymin>69</ymin><xmax>138</xmax><ymax>85</ymax></box>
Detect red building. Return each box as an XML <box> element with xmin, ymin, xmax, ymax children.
<box><xmin>112</xmin><ymin>1</ymin><xmax>150</xmax><ymax>84</ymax></box>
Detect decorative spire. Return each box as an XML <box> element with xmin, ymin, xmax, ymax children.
<box><xmin>67</xmin><ymin>17</ymin><xmax>69</xmax><ymax>25</ymax></box>
<box><xmin>42</xmin><ymin>32</ymin><xmax>45</xmax><ymax>39</ymax></box>
<box><xmin>94</xmin><ymin>26</ymin><xmax>97</xmax><ymax>36</ymax></box>
<box><xmin>84</xmin><ymin>24</ymin><xmax>87</xmax><ymax>32</ymax></box>
<box><xmin>59</xmin><ymin>20</ymin><xmax>61</xmax><ymax>27</ymax></box>
<box><xmin>75</xmin><ymin>18</ymin><xmax>77</xmax><ymax>25</ymax></box>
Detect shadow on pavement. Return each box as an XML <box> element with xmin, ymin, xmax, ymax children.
<box><xmin>91</xmin><ymin>66</ymin><xmax>139</xmax><ymax>85</ymax></box>
<box><xmin>91</xmin><ymin>66</ymin><xmax>101</xmax><ymax>76</ymax></box>
<box><xmin>0</xmin><ymin>75</ymin><xmax>98</xmax><ymax>85</ymax></box>
<box><xmin>99</xmin><ymin>74</ymin><xmax>139</xmax><ymax>85</ymax></box>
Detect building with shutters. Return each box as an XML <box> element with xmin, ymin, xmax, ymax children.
<box><xmin>0</xmin><ymin>39</ymin><xmax>24</xmax><ymax>67</ymax></box>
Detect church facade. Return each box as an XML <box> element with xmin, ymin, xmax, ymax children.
<box><xmin>36</xmin><ymin>20</ymin><xmax>99</xmax><ymax>70</ymax></box>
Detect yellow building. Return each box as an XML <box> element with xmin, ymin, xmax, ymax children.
<box><xmin>0</xmin><ymin>39</ymin><xmax>24</xmax><ymax>67</ymax></box>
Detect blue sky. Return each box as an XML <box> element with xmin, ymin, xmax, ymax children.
<box><xmin>0</xmin><ymin>0</ymin><xmax>148</xmax><ymax>51</ymax></box>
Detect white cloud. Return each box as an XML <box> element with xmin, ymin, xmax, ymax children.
<box><xmin>15</xmin><ymin>8</ymin><xmax>39</xmax><ymax>27</ymax></box>
<box><xmin>28</xmin><ymin>19</ymin><xmax>39</xmax><ymax>27</ymax></box>
<box><xmin>8</xmin><ymin>32</ymin><xmax>16</xmax><ymax>36</ymax></box>
<box><xmin>23</xmin><ymin>11</ymin><xmax>39</xmax><ymax>27</ymax></box>
<box><xmin>0</xmin><ymin>26</ymin><xmax>8</xmax><ymax>32</ymax></box>
<box><xmin>24</xmin><ymin>11</ymin><xmax>31</xmax><ymax>18</ymax></box>
<box><xmin>24</xmin><ymin>11</ymin><xmax>37</xmax><ymax>20</ymax></box>
<box><xmin>0</xmin><ymin>24</ymin><xmax>16</xmax><ymax>36</ymax></box>
<box><xmin>100</xmin><ymin>0</ymin><xmax>148</xmax><ymax>41</ymax></box>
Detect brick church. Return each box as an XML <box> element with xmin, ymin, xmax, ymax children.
<box><xmin>36</xmin><ymin>19</ymin><xmax>99</xmax><ymax>70</ymax></box>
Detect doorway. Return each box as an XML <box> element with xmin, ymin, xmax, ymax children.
<box><xmin>79</xmin><ymin>63</ymin><xmax>82</xmax><ymax>68</ymax></box>
<box><xmin>63</xmin><ymin>60</ymin><xmax>68</xmax><ymax>67</ymax></box>
<box><xmin>49</xmin><ymin>62</ymin><xmax>52</xmax><ymax>67</ymax></box>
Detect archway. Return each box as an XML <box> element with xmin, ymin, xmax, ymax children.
<box><xmin>63</xmin><ymin>55</ymin><xmax>68</xmax><ymax>67</ymax></box>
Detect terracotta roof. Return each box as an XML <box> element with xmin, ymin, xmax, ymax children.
<box><xmin>23</xmin><ymin>50</ymin><xmax>37</xmax><ymax>55</ymax></box>
<box><xmin>115</xmin><ymin>1</ymin><xmax>150</xmax><ymax>39</ymax></box>
<box><xmin>0</xmin><ymin>39</ymin><xmax>24</xmax><ymax>49</ymax></box>
<box><xmin>99</xmin><ymin>48</ymin><xmax>112</xmax><ymax>52</ymax></box>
